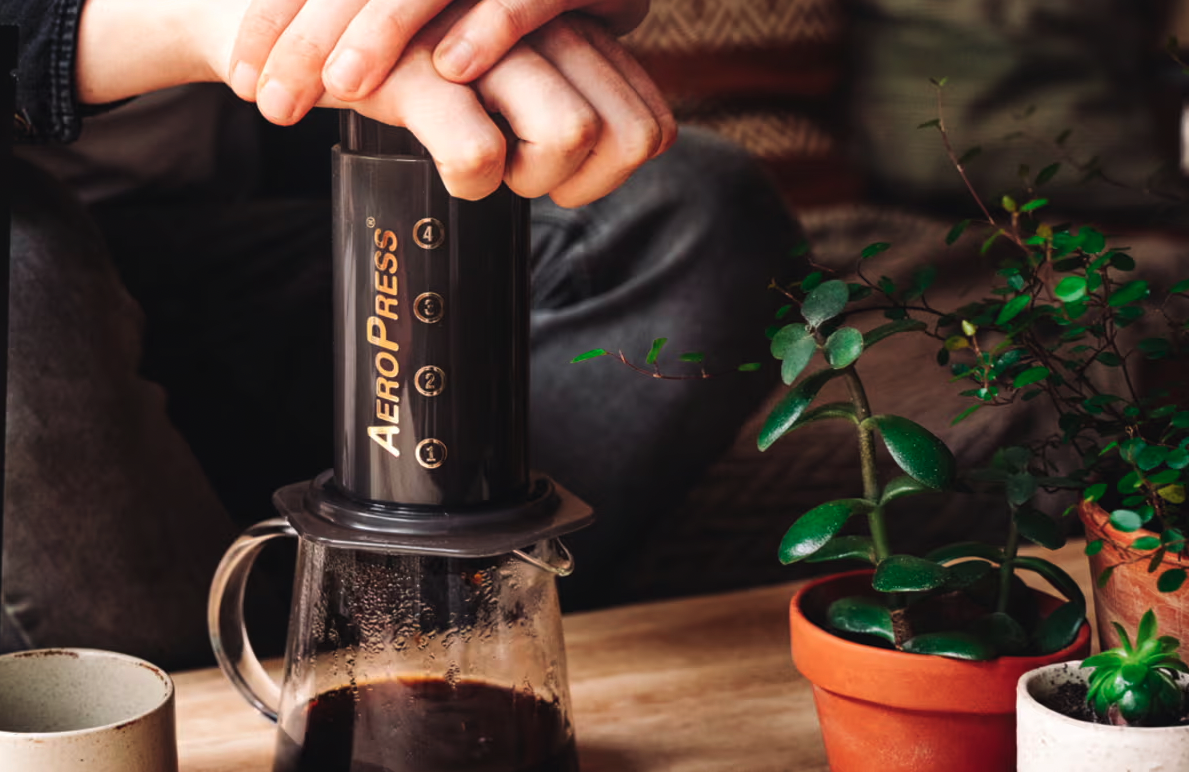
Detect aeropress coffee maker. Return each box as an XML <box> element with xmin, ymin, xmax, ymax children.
<box><xmin>208</xmin><ymin>113</ymin><xmax>593</xmax><ymax>772</ymax></box>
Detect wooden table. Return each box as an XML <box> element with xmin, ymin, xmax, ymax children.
<box><xmin>173</xmin><ymin>543</ymin><xmax>1094</xmax><ymax>772</ymax></box>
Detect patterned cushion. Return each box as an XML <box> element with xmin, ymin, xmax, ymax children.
<box><xmin>624</xmin><ymin>0</ymin><xmax>861</xmax><ymax>208</ymax></box>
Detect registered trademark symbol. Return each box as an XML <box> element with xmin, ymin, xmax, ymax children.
<box><xmin>366</xmin><ymin>217</ymin><xmax>376</xmax><ymax>228</ymax></box>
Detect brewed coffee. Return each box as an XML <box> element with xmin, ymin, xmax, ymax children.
<box><xmin>273</xmin><ymin>676</ymin><xmax>579</xmax><ymax>772</ymax></box>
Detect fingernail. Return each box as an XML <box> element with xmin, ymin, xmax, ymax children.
<box><xmin>326</xmin><ymin>49</ymin><xmax>366</xmax><ymax>96</ymax></box>
<box><xmin>257</xmin><ymin>77</ymin><xmax>297</xmax><ymax>123</ymax></box>
<box><xmin>435</xmin><ymin>36</ymin><xmax>475</xmax><ymax>80</ymax></box>
<box><xmin>229</xmin><ymin>61</ymin><xmax>259</xmax><ymax>99</ymax></box>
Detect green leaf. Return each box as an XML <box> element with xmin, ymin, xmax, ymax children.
<box><xmin>873</xmin><ymin>555</ymin><xmax>948</xmax><ymax>592</ymax></box>
<box><xmin>1035</xmin><ymin>162</ymin><xmax>1061</xmax><ymax>186</ymax></box>
<box><xmin>901</xmin><ymin>632</ymin><xmax>997</xmax><ymax>661</ymax></box>
<box><xmin>1079</xmin><ymin>227</ymin><xmax>1106</xmax><ymax>255</ymax></box>
<box><xmin>969</xmin><ymin>612</ymin><xmax>1030</xmax><ymax>655</ymax></box>
<box><xmin>1108</xmin><ymin>280</ymin><xmax>1150</xmax><ymax>307</ymax></box>
<box><xmin>824</xmin><ymin>327</ymin><xmax>864</xmax><ymax>369</ymax></box>
<box><xmin>827</xmin><ymin>597</ymin><xmax>894</xmax><ymax>643</ymax></box>
<box><xmin>959</xmin><ymin>145</ymin><xmax>983</xmax><ymax>166</ymax></box>
<box><xmin>802</xmin><ymin>281</ymin><xmax>850</xmax><ymax>328</ymax></box>
<box><xmin>770</xmin><ymin>324</ymin><xmax>810</xmax><ymax>359</ymax></box>
<box><xmin>757</xmin><ymin>369</ymin><xmax>845</xmax><ymax>451</ymax></box>
<box><xmin>802</xmin><ymin>272</ymin><xmax>823</xmax><ymax>292</ymax></box>
<box><xmin>1020</xmin><ymin>198</ymin><xmax>1049</xmax><ymax>213</ymax></box>
<box><xmin>1110</xmin><ymin>509</ymin><xmax>1145</xmax><ymax>533</ymax></box>
<box><xmin>863</xmin><ymin>415</ymin><xmax>957</xmax><ymax>490</ymax></box>
<box><xmin>946</xmin><ymin>219</ymin><xmax>972</xmax><ymax>245</ymax></box>
<box><xmin>1132</xmin><ymin>536</ymin><xmax>1163</xmax><ymax>551</ymax></box>
<box><xmin>1086</xmin><ymin>539</ymin><xmax>1105</xmax><ymax>556</ymax></box>
<box><xmin>1033</xmin><ymin>601</ymin><xmax>1087</xmax><ymax>655</ymax></box>
<box><xmin>881</xmin><ymin>475</ymin><xmax>935</xmax><ymax>505</ymax></box>
<box><xmin>571</xmin><ymin>348</ymin><xmax>610</xmax><ymax>363</ymax></box>
<box><xmin>1054</xmin><ymin>276</ymin><xmax>1087</xmax><ymax>303</ymax></box>
<box><xmin>1006</xmin><ymin>473</ymin><xmax>1039</xmax><ymax>507</ymax></box>
<box><xmin>1168</xmin><ymin>449</ymin><xmax>1189</xmax><ymax>470</ymax></box>
<box><xmin>861</xmin><ymin>242</ymin><xmax>892</xmax><ymax>260</ymax></box>
<box><xmin>997</xmin><ymin>295</ymin><xmax>1031</xmax><ymax>325</ymax></box>
<box><xmin>1137</xmin><ymin>444</ymin><xmax>1170</xmax><ymax>471</ymax></box>
<box><xmin>679</xmin><ymin>352</ymin><xmax>704</xmax><ymax>363</ymax></box>
<box><xmin>778</xmin><ymin>499</ymin><xmax>875</xmax><ymax>564</ymax></box>
<box><xmin>1097</xmin><ymin>565</ymin><xmax>1116</xmax><ymax>589</ymax></box>
<box><xmin>951</xmin><ymin>404</ymin><xmax>982</xmax><ymax>425</ymax></box>
<box><xmin>780</xmin><ymin>337</ymin><xmax>818</xmax><ymax>385</ymax></box>
<box><xmin>1013</xmin><ymin>366</ymin><xmax>1050</xmax><ymax>389</ymax></box>
<box><xmin>645</xmin><ymin>337</ymin><xmax>668</xmax><ymax>366</ymax></box>
<box><xmin>738</xmin><ymin>362</ymin><xmax>762</xmax><ymax>372</ymax></box>
<box><xmin>1085</xmin><ymin>482</ymin><xmax>1108</xmax><ymax>502</ymax></box>
<box><xmin>981</xmin><ymin>229</ymin><xmax>1003</xmax><ymax>256</ymax></box>
<box><xmin>1015</xmin><ymin>556</ymin><xmax>1086</xmax><ymax>608</ymax></box>
<box><xmin>1109</xmin><ymin>252</ymin><xmax>1136</xmax><ymax>271</ymax></box>
<box><xmin>1015</xmin><ymin>507</ymin><xmax>1066</xmax><ymax>550</ymax></box>
<box><xmin>862</xmin><ymin>319</ymin><xmax>926</xmax><ymax>349</ymax></box>
<box><xmin>1158</xmin><ymin>568</ymin><xmax>1187</xmax><ymax>593</ymax></box>
<box><xmin>1171</xmin><ymin>279</ymin><xmax>1189</xmax><ymax>295</ymax></box>
<box><xmin>805</xmin><ymin>536</ymin><xmax>877</xmax><ymax>565</ymax></box>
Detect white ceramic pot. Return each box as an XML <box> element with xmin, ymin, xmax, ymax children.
<box><xmin>1018</xmin><ymin>661</ymin><xmax>1189</xmax><ymax>772</ymax></box>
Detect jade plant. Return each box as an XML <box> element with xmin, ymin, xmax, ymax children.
<box><xmin>1082</xmin><ymin>609</ymin><xmax>1188</xmax><ymax>726</ymax></box>
<box><xmin>755</xmin><ymin>274</ymin><xmax>1086</xmax><ymax>660</ymax></box>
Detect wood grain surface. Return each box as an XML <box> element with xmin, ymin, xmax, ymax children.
<box><xmin>173</xmin><ymin>543</ymin><xmax>1093</xmax><ymax>772</ymax></box>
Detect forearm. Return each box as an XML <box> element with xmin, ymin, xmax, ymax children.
<box><xmin>75</xmin><ymin>0</ymin><xmax>242</xmax><ymax>105</ymax></box>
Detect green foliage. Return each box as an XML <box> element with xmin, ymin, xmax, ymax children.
<box><xmin>1083</xmin><ymin>610</ymin><xmax>1188</xmax><ymax>726</ymax></box>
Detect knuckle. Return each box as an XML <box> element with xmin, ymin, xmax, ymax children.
<box><xmin>492</xmin><ymin>0</ymin><xmax>535</xmax><ymax>37</ymax></box>
<box><xmin>616</xmin><ymin>117</ymin><xmax>662</xmax><ymax>169</ymax></box>
<box><xmin>443</xmin><ymin>135</ymin><xmax>506</xmax><ymax>180</ymax></box>
<box><xmin>554</xmin><ymin>109</ymin><xmax>601</xmax><ymax>156</ymax></box>
<box><xmin>278</xmin><ymin>30</ymin><xmax>331</xmax><ymax>67</ymax></box>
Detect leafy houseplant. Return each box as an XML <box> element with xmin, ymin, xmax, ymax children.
<box><xmin>760</xmin><ymin>275</ymin><xmax>1086</xmax><ymax>660</ymax></box>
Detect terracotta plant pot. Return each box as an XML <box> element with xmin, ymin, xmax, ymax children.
<box><xmin>790</xmin><ymin>569</ymin><xmax>1091</xmax><ymax>772</ymax></box>
<box><xmin>1017</xmin><ymin>662</ymin><xmax>1189</xmax><ymax>771</ymax></box>
<box><xmin>1079</xmin><ymin>499</ymin><xmax>1189</xmax><ymax>650</ymax></box>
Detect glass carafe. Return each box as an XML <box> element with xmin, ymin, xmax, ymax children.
<box><xmin>209</xmin><ymin>516</ymin><xmax>579</xmax><ymax>772</ymax></box>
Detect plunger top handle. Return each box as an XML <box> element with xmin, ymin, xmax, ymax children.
<box><xmin>208</xmin><ymin>517</ymin><xmax>296</xmax><ymax>722</ymax></box>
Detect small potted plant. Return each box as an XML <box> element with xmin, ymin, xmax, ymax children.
<box><xmin>760</xmin><ymin>274</ymin><xmax>1089</xmax><ymax>772</ymax></box>
<box><xmin>1017</xmin><ymin>610</ymin><xmax>1189</xmax><ymax>770</ymax></box>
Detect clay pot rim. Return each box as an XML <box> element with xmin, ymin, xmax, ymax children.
<box><xmin>1019</xmin><ymin>661</ymin><xmax>1189</xmax><ymax>734</ymax></box>
<box><xmin>791</xmin><ymin>569</ymin><xmax>1092</xmax><ymax>713</ymax></box>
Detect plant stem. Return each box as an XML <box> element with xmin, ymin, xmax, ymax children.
<box><xmin>842</xmin><ymin>368</ymin><xmax>888</xmax><ymax>559</ymax></box>
<box><xmin>997</xmin><ymin>509</ymin><xmax>1021</xmax><ymax>615</ymax></box>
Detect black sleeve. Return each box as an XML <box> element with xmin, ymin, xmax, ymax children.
<box><xmin>4</xmin><ymin>0</ymin><xmax>88</xmax><ymax>143</ymax></box>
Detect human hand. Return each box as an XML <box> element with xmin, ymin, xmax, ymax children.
<box><xmin>316</xmin><ymin>9</ymin><xmax>675</xmax><ymax>207</ymax></box>
<box><xmin>228</xmin><ymin>0</ymin><xmax>649</xmax><ymax>126</ymax></box>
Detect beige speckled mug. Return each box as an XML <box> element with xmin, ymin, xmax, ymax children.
<box><xmin>0</xmin><ymin>648</ymin><xmax>178</xmax><ymax>772</ymax></box>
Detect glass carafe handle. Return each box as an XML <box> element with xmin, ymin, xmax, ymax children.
<box><xmin>207</xmin><ymin>517</ymin><xmax>296</xmax><ymax>722</ymax></box>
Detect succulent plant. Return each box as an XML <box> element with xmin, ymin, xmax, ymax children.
<box><xmin>1083</xmin><ymin>609</ymin><xmax>1189</xmax><ymax>726</ymax></box>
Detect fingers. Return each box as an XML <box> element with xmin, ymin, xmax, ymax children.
<box><xmin>323</xmin><ymin>0</ymin><xmax>454</xmax><ymax>101</ymax></box>
<box><xmin>528</xmin><ymin>17</ymin><xmax>666</xmax><ymax>207</ymax></box>
<box><xmin>434</xmin><ymin>0</ymin><xmax>650</xmax><ymax>82</ymax></box>
<box><xmin>230</xmin><ymin>0</ymin><xmax>457</xmax><ymax>126</ymax></box>
<box><xmin>350</xmin><ymin>49</ymin><xmax>509</xmax><ymax>200</ymax></box>
<box><xmin>227</xmin><ymin>0</ymin><xmax>307</xmax><ymax>99</ymax></box>
<box><xmin>253</xmin><ymin>0</ymin><xmax>369</xmax><ymax>124</ymax></box>
<box><xmin>475</xmin><ymin>45</ymin><xmax>600</xmax><ymax>198</ymax></box>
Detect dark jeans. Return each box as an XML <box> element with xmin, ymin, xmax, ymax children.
<box><xmin>2</xmin><ymin>127</ymin><xmax>800</xmax><ymax>669</ymax></box>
